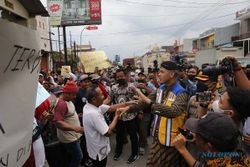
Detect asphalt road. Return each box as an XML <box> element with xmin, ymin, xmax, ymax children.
<box><xmin>106</xmin><ymin>135</ymin><xmax>151</xmax><ymax>167</ymax></box>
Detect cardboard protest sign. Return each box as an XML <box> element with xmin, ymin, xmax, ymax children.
<box><xmin>78</xmin><ymin>51</ymin><xmax>112</xmax><ymax>73</ymax></box>
<box><xmin>0</xmin><ymin>19</ymin><xmax>41</xmax><ymax>166</ymax></box>
<box><xmin>61</xmin><ymin>65</ymin><xmax>71</xmax><ymax>77</ymax></box>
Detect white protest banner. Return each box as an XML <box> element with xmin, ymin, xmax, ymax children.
<box><xmin>47</xmin><ymin>0</ymin><xmax>64</xmax><ymax>26</ymax></box>
<box><xmin>36</xmin><ymin>83</ymin><xmax>51</xmax><ymax>108</ymax></box>
<box><xmin>0</xmin><ymin>19</ymin><xmax>41</xmax><ymax>167</ymax></box>
<box><xmin>79</xmin><ymin>51</ymin><xmax>112</xmax><ymax>73</ymax></box>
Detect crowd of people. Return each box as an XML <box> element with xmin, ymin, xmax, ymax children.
<box><xmin>24</xmin><ymin>56</ymin><xmax>250</xmax><ymax>167</ymax></box>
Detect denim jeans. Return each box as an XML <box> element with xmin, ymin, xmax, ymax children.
<box><xmin>61</xmin><ymin>140</ymin><xmax>83</xmax><ymax>167</ymax></box>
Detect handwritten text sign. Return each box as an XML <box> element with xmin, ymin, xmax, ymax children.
<box><xmin>0</xmin><ymin>19</ymin><xmax>41</xmax><ymax>167</ymax></box>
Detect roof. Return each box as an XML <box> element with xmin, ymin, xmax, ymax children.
<box><xmin>18</xmin><ymin>0</ymin><xmax>49</xmax><ymax>17</ymax></box>
<box><xmin>234</xmin><ymin>37</ymin><xmax>250</xmax><ymax>42</ymax></box>
<box><xmin>216</xmin><ymin>42</ymin><xmax>233</xmax><ymax>48</ymax></box>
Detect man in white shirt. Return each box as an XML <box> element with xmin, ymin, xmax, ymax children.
<box><xmin>83</xmin><ymin>84</ymin><xmax>130</xmax><ymax>167</ymax></box>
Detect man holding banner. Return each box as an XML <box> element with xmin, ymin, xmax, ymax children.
<box><xmin>53</xmin><ymin>81</ymin><xmax>84</xmax><ymax>167</ymax></box>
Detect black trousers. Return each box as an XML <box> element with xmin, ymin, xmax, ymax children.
<box><xmin>80</xmin><ymin>134</ymin><xmax>91</xmax><ymax>162</ymax></box>
<box><xmin>115</xmin><ymin>119</ymin><xmax>139</xmax><ymax>156</ymax></box>
<box><xmin>45</xmin><ymin>142</ymin><xmax>69</xmax><ymax>167</ymax></box>
<box><xmin>90</xmin><ymin>157</ymin><xmax>107</xmax><ymax>167</ymax></box>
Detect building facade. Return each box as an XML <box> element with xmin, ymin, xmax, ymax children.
<box><xmin>0</xmin><ymin>0</ymin><xmax>50</xmax><ymax>71</ymax></box>
<box><xmin>234</xmin><ymin>7</ymin><xmax>250</xmax><ymax>57</ymax></box>
<box><xmin>194</xmin><ymin>23</ymin><xmax>243</xmax><ymax>67</ymax></box>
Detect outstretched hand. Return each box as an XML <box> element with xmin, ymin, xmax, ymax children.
<box><xmin>132</xmin><ymin>86</ymin><xmax>151</xmax><ymax>104</ymax></box>
<box><xmin>116</xmin><ymin>106</ymin><xmax>130</xmax><ymax>118</ymax></box>
<box><xmin>125</xmin><ymin>100</ymin><xmax>140</xmax><ymax>106</ymax></box>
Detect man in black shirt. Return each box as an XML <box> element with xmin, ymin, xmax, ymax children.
<box><xmin>75</xmin><ymin>74</ymin><xmax>92</xmax><ymax>115</ymax></box>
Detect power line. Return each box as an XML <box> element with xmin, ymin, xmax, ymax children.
<box><xmin>161</xmin><ymin>0</ymin><xmax>249</xmax><ymax>5</ymax></box>
<box><xmin>122</xmin><ymin>0</ymin><xmax>230</xmax><ymax>54</ymax></box>
<box><xmin>171</xmin><ymin>0</ymin><xmax>228</xmax><ymax>37</ymax></box>
<box><xmin>103</xmin><ymin>11</ymin><xmax>233</xmax><ymax>18</ymax></box>
<box><xmin>103</xmin><ymin>12</ymin><xmax>198</xmax><ymax>17</ymax></box>
<box><xmin>116</xmin><ymin>0</ymin><xmax>249</xmax><ymax>8</ymax></box>
<box><xmin>97</xmin><ymin>12</ymin><xmax>236</xmax><ymax>50</ymax></box>
<box><xmin>73</xmin><ymin>12</ymin><xmax>234</xmax><ymax>37</ymax></box>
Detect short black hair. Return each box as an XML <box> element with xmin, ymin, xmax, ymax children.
<box><xmin>160</xmin><ymin>61</ymin><xmax>178</xmax><ymax>71</ymax></box>
<box><xmin>115</xmin><ymin>68</ymin><xmax>128</xmax><ymax>76</ymax></box>
<box><xmin>227</xmin><ymin>87</ymin><xmax>250</xmax><ymax>119</ymax></box>
<box><xmin>188</xmin><ymin>65</ymin><xmax>199</xmax><ymax>73</ymax></box>
<box><xmin>86</xmin><ymin>84</ymin><xmax>99</xmax><ymax>103</ymax></box>
<box><xmin>197</xmin><ymin>133</ymin><xmax>238</xmax><ymax>152</ymax></box>
<box><xmin>138</xmin><ymin>72</ymin><xmax>146</xmax><ymax>78</ymax></box>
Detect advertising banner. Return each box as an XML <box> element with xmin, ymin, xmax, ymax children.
<box><xmin>0</xmin><ymin>19</ymin><xmax>41</xmax><ymax>166</ymax></box>
<box><xmin>48</xmin><ymin>0</ymin><xmax>102</xmax><ymax>26</ymax></box>
<box><xmin>47</xmin><ymin>0</ymin><xmax>64</xmax><ymax>26</ymax></box>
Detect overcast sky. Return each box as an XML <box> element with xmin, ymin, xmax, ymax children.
<box><xmin>41</xmin><ymin>0</ymin><xmax>250</xmax><ymax>60</ymax></box>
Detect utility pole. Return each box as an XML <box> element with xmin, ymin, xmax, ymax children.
<box><xmin>63</xmin><ymin>26</ymin><xmax>68</xmax><ymax>64</ymax></box>
<box><xmin>58</xmin><ymin>26</ymin><xmax>61</xmax><ymax>52</ymax></box>
<box><xmin>74</xmin><ymin>41</ymin><xmax>77</xmax><ymax>59</ymax></box>
<box><xmin>69</xmin><ymin>31</ymin><xmax>72</xmax><ymax>56</ymax></box>
<box><xmin>49</xmin><ymin>30</ymin><xmax>54</xmax><ymax>71</ymax></box>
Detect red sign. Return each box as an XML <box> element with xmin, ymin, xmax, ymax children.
<box><xmin>86</xmin><ymin>26</ymin><xmax>98</xmax><ymax>30</ymax></box>
<box><xmin>192</xmin><ymin>48</ymin><xmax>198</xmax><ymax>54</ymax></box>
<box><xmin>90</xmin><ymin>0</ymin><xmax>102</xmax><ymax>21</ymax></box>
<box><xmin>49</xmin><ymin>4</ymin><xmax>60</xmax><ymax>13</ymax></box>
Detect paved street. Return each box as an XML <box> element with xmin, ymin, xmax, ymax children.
<box><xmin>107</xmin><ymin>135</ymin><xmax>151</xmax><ymax>167</ymax></box>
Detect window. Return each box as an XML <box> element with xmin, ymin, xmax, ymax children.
<box><xmin>247</xmin><ymin>19</ymin><xmax>250</xmax><ymax>32</ymax></box>
<box><xmin>42</xmin><ymin>22</ymin><xmax>45</xmax><ymax>29</ymax></box>
<box><xmin>39</xmin><ymin>21</ymin><xmax>41</xmax><ymax>28</ymax></box>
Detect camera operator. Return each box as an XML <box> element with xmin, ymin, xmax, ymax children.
<box><xmin>221</xmin><ymin>57</ymin><xmax>250</xmax><ymax>90</ymax></box>
<box><xmin>173</xmin><ymin>112</ymin><xmax>250</xmax><ymax>167</ymax></box>
<box><xmin>212</xmin><ymin>87</ymin><xmax>250</xmax><ymax>155</ymax></box>
<box><xmin>187</xmin><ymin>72</ymin><xmax>217</xmax><ymax>119</ymax></box>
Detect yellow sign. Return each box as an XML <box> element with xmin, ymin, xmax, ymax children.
<box><xmin>207</xmin><ymin>35</ymin><xmax>215</xmax><ymax>42</ymax></box>
<box><xmin>79</xmin><ymin>51</ymin><xmax>112</xmax><ymax>73</ymax></box>
<box><xmin>61</xmin><ymin>65</ymin><xmax>71</xmax><ymax>77</ymax></box>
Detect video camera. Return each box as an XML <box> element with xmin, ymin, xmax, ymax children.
<box><xmin>202</xmin><ymin>58</ymin><xmax>235</xmax><ymax>87</ymax></box>
<box><xmin>173</xmin><ymin>55</ymin><xmax>191</xmax><ymax>71</ymax></box>
<box><xmin>196</xmin><ymin>92</ymin><xmax>211</xmax><ymax>103</ymax></box>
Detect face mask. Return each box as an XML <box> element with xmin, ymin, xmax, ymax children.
<box><xmin>212</xmin><ymin>100</ymin><xmax>233</xmax><ymax>114</ymax></box>
<box><xmin>212</xmin><ymin>100</ymin><xmax>224</xmax><ymax>113</ymax></box>
<box><xmin>117</xmin><ymin>79</ymin><xmax>127</xmax><ymax>85</ymax></box>
<box><xmin>188</xmin><ymin>75</ymin><xmax>196</xmax><ymax>81</ymax></box>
